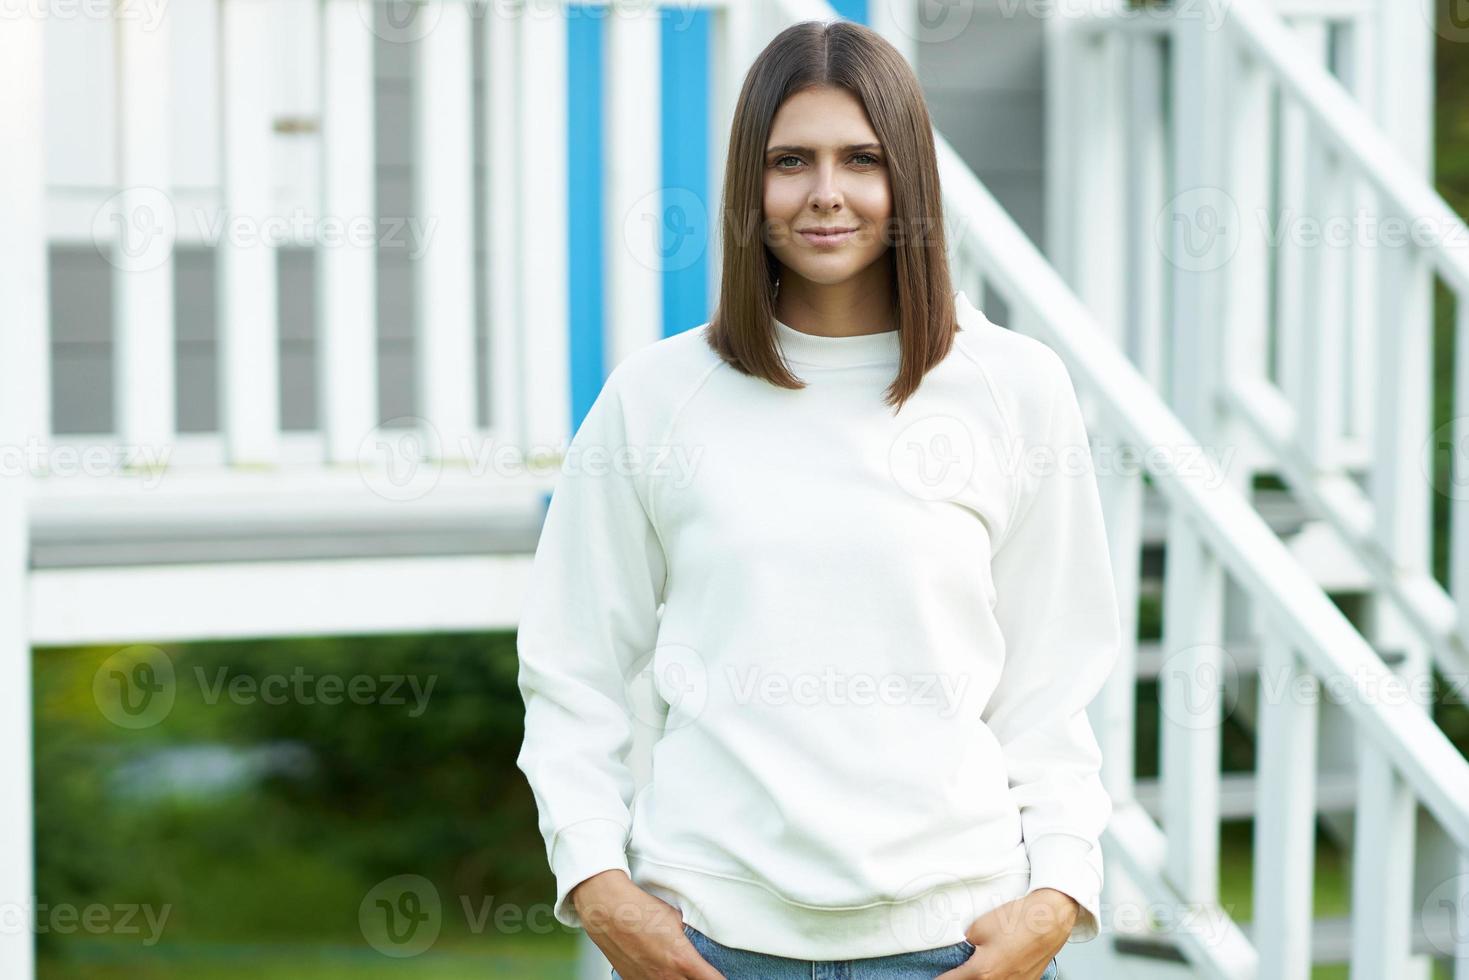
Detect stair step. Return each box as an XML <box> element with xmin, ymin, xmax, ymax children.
<box><xmin>1133</xmin><ymin>639</ymin><xmax>1406</xmax><ymax>681</ymax></box>
<box><xmin>1132</xmin><ymin>770</ymin><xmax>1361</xmax><ymax>821</ymax></box>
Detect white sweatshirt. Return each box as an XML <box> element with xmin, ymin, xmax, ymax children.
<box><xmin>514</xmin><ymin>289</ymin><xmax>1121</xmax><ymax>960</ymax></box>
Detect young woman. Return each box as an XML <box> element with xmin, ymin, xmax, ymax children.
<box><xmin>515</xmin><ymin>18</ymin><xmax>1120</xmax><ymax>980</ymax></box>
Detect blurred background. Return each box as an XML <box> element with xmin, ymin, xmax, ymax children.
<box><xmin>3</xmin><ymin>0</ymin><xmax>1469</xmax><ymax>977</ymax></box>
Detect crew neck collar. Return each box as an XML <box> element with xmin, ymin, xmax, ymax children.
<box><xmin>770</xmin><ymin>291</ymin><xmax>980</xmax><ymax>368</ymax></box>
<box><xmin>772</xmin><ymin>315</ymin><xmax>902</xmax><ymax>368</ymax></box>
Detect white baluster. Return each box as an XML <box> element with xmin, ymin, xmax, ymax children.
<box><xmin>0</xmin><ymin>15</ymin><xmax>43</xmax><ymax>980</ymax></box>
<box><xmin>115</xmin><ymin>0</ymin><xmax>176</xmax><ymax>461</ymax></box>
<box><xmin>1297</xmin><ymin>127</ymin><xmax>1349</xmax><ymax>466</ymax></box>
<box><xmin>1253</xmin><ymin>638</ymin><xmax>1319</xmax><ymax>980</ymax></box>
<box><xmin>519</xmin><ymin>0</ymin><xmax>571</xmax><ymax>453</ymax></box>
<box><xmin>606</xmin><ymin>1</ymin><xmax>663</xmax><ymax>366</ymax></box>
<box><xmin>485</xmin><ymin>0</ymin><xmax>524</xmax><ymax>447</ymax></box>
<box><xmin>1126</xmin><ymin>31</ymin><xmax>1166</xmax><ymax>388</ymax></box>
<box><xmin>415</xmin><ymin>0</ymin><xmax>477</xmax><ymax>461</ymax></box>
<box><xmin>319</xmin><ymin>0</ymin><xmax>378</xmax><ymax>463</ymax></box>
<box><xmin>219</xmin><ymin>0</ymin><xmax>281</xmax><ymax>463</ymax></box>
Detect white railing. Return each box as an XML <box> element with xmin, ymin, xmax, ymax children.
<box><xmin>940</xmin><ymin>112</ymin><xmax>1469</xmax><ymax>980</ymax></box>
<box><xmin>1054</xmin><ymin>0</ymin><xmax>1469</xmax><ymax>975</ymax></box>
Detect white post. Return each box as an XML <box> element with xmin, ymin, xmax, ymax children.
<box><xmin>0</xmin><ymin>14</ymin><xmax>43</xmax><ymax>980</ymax></box>
<box><xmin>1252</xmin><ymin>639</ymin><xmax>1319</xmax><ymax>980</ymax></box>
<box><xmin>1161</xmin><ymin>0</ymin><xmax>1227</xmax><ymax>909</ymax></box>
<box><xmin>319</xmin><ymin>0</ymin><xmax>378</xmax><ymax>463</ymax></box>
<box><xmin>1126</xmin><ymin>32</ymin><xmax>1167</xmax><ymax>390</ymax></box>
<box><xmin>1354</xmin><ymin>235</ymin><xmax>1435</xmax><ymax>980</ymax></box>
<box><xmin>605</xmin><ymin>2</ymin><xmax>663</xmax><ymax>367</ymax></box>
<box><xmin>485</xmin><ymin>0</ymin><xmax>525</xmax><ymax>447</ymax></box>
<box><xmin>519</xmin><ymin>0</ymin><xmax>571</xmax><ymax>452</ymax></box>
<box><xmin>219</xmin><ymin>0</ymin><xmax>281</xmax><ymax>464</ymax></box>
<box><xmin>415</xmin><ymin>0</ymin><xmax>478</xmax><ymax>460</ymax></box>
<box><xmin>1071</xmin><ymin>28</ymin><xmax>1126</xmax><ymax>345</ymax></box>
<box><xmin>1296</xmin><ymin>129</ymin><xmax>1349</xmax><ymax>467</ymax></box>
<box><xmin>709</xmin><ymin>0</ymin><xmax>760</xmax><ymax>311</ymax></box>
<box><xmin>1042</xmin><ymin>6</ymin><xmax>1079</xmax><ymax>287</ymax></box>
<box><xmin>114</xmin><ymin>0</ymin><xmax>176</xmax><ymax>456</ymax></box>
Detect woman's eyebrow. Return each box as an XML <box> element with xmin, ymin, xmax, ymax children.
<box><xmin>765</xmin><ymin>142</ymin><xmax>882</xmax><ymax>154</ymax></box>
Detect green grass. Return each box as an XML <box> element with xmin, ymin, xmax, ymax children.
<box><xmin>40</xmin><ymin>934</ymin><xmax>580</xmax><ymax>980</ymax></box>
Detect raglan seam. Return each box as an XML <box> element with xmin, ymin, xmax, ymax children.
<box><xmin>950</xmin><ymin>328</ymin><xmax>1030</xmax><ymax>552</ymax></box>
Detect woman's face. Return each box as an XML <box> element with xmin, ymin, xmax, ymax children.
<box><xmin>762</xmin><ymin>85</ymin><xmax>893</xmax><ymax>291</ymax></box>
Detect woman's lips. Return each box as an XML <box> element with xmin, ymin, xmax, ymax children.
<box><xmin>799</xmin><ymin>228</ymin><xmax>857</xmax><ymax>247</ymax></box>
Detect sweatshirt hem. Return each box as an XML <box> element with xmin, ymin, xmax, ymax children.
<box><xmin>627</xmin><ymin>849</ymin><xmax>1035</xmax><ymax>961</ymax></box>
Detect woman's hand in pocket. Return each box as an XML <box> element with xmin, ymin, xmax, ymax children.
<box><xmin>937</xmin><ymin>888</ymin><xmax>1073</xmax><ymax>979</ymax></box>
<box><xmin>572</xmin><ymin>871</ymin><xmax>726</xmax><ymax>979</ymax></box>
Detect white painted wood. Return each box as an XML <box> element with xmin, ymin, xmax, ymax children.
<box><xmin>605</xmin><ymin>2</ymin><xmax>663</xmax><ymax>366</ymax></box>
<box><xmin>44</xmin><ymin>14</ymin><xmax>116</xmax><ymax>190</ymax></box>
<box><xmin>940</xmin><ymin>120</ymin><xmax>1469</xmax><ymax>858</ymax></box>
<box><xmin>0</xmin><ymin>16</ymin><xmax>50</xmax><ymax>456</ymax></box>
<box><xmin>519</xmin><ymin>0</ymin><xmax>571</xmax><ymax>451</ymax></box>
<box><xmin>1218</xmin><ymin>42</ymin><xmax>1271</xmax><ymax>483</ymax></box>
<box><xmin>1159</xmin><ymin>511</ymin><xmax>1224</xmax><ymax>903</ymax></box>
<box><xmin>485</xmin><ymin>0</ymin><xmax>525</xmax><ymax>448</ymax></box>
<box><xmin>1224</xmin><ymin>376</ymin><xmax>1467</xmax><ymax>680</ymax></box>
<box><xmin>29</xmin><ymin>556</ymin><xmax>532</xmax><ymax>645</ymax></box>
<box><xmin>1160</xmin><ymin>4</ymin><xmax>1228</xmax><ymax>912</ymax></box>
<box><xmin>1042</xmin><ymin>7</ymin><xmax>1078</xmax><ymax>284</ymax></box>
<box><xmin>1222</xmin><ymin>0</ymin><xmax>1469</xmax><ymax>297</ymax></box>
<box><xmin>1371</xmin><ymin>0</ymin><xmax>1432</xmax><ymax>176</ymax></box>
<box><xmin>1297</xmin><ymin>129</ymin><xmax>1349</xmax><ymax>466</ymax></box>
<box><xmin>1095</xmin><ymin>459</ymin><xmax>1149</xmax><ymax>934</ymax></box>
<box><xmin>1126</xmin><ymin>33</ymin><xmax>1167</xmax><ymax>391</ymax></box>
<box><xmin>114</xmin><ymin>4</ymin><xmax>176</xmax><ymax>455</ymax></box>
<box><xmin>0</xmin><ymin>17</ymin><xmax>42</xmax><ymax>980</ymax></box>
<box><xmin>1350</xmin><ymin>742</ymin><xmax>1420</xmax><ymax>979</ymax></box>
<box><xmin>318</xmin><ymin>0</ymin><xmax>378</xmax><ymax>464</ymax></box>
<box><xmin>218</xmin><ymin>0</ymin><xmax>281</xmax><ymax>463</ymax></box>
<box><xmin>1072</xmin><ymin>30</ymin><xmax>1126</xmax><ymax>345</ymax></box>
<box><xmin>709</xmin><ymin>0</ymin><xmax>759</xmax><ymax>314</ymax></box>
<box><xmin>1252</xmin><ymin>639</ymin><xmax>1319</xmax><ymax>980</ymax></box>
<box><xmin>415</xmin><ymin>0</ymin><xmax>478</xmax><ymax>461</ymax></box>
<box><xmin>1334</xmin><ymin>12</ymin><xmax>1378</xmax><ymax>453</ymax></box>
<box><xmin>1372</xmin><ymin>240</ymin><xmax>1433</xmax><ymax>576</ymax></box>
<box><xmin>1273</xmin><ymin>23</ymin><xmax>1326</xmax><ymax>415</ymax></box>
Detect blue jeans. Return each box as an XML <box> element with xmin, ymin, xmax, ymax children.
<box><xmin>611</xmin><ymin>922</ymin><xmax>1062</xmax><ymax>979</ymax></box>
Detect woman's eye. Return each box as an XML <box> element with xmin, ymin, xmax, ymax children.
<box><xmin>772</xmin><ymin>153</ymin><xmax>881</xmax><ymax>169</ymax></box>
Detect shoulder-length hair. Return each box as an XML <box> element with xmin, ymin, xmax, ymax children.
<box><xmin>704</xmin><ymin>18</ymin><xmax>958</xmax><ymax>415</ymax></box>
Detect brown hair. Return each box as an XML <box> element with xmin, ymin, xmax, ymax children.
<box><xmin>704</xmin><ymin>18</ymin><xmax>958</xmax><ymax>415</ymax></box>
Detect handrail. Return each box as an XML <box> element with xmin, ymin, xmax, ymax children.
<box><xmin>1220</xmin><ymin>0</ymin><xmax>1469</xmax><ymax>295</ymax></box>
<box><xmin>1079</xmin><ymin>0</ymin><xmax>1469</xmax><ymax>682</ymax></box>
<box><xmin>934</xmin><ymin>131</ymin><xmax>1469</xmax><ymax>849</ymax></box>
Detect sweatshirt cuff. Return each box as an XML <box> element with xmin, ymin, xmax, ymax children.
<box><xmin>1023</xmin><ymin>833</ymin><xmax>1102</xmax><ymax>942</ymax></box>
<box><xmin>549</xmin><ymin>818</ymin><xmax>631</xmax><ymax>929</ymax></box>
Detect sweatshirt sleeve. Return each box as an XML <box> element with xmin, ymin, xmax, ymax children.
<box><xmin>981</xmin><ymin>350</ymin><xmax>1122</xmax><ymax>944</ymax></box>
<box><xmin>514</xmin><ymin>366</ymin><xmax>669</xmax><ymax>930</ymax></box>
